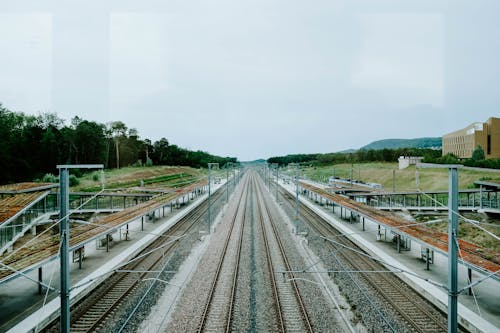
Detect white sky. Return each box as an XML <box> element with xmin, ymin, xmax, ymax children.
<box><xmin>0</xmin><ymin>0</ymin><xmax>499</xmax><ymax>160</ymax></box>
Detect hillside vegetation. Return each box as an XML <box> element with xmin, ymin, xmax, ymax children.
<box><xmin>300</xmin><ymin>162</ymin><xmax>500</xmax><ymax>192</ymax></box>
<box><xmin>360</xmin><ymin>137</ymin><xmax>442</xmax><ymax>150</ymax></box>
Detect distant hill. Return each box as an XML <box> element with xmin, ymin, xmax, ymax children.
<box><xmin>360</xmin><ymin>137</ymin><xmax>442</xmax><ymax>150</ymax></box>
<box><xmin>242</xmin><ymin>159</ymin><xmax>266</xmax><ymax>164</ymax></box>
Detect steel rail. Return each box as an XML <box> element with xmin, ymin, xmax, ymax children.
<box><xmin>197</xmin><ymin>176</ymin><xmax>249</xmax><ymax>333</ymax></box>
<box><xmin>257</xmin><ymin>179</ymin><xmax>314</xmax><ymax>332</ymax></box>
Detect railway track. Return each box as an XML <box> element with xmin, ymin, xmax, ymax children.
<box><xmin>298</xmin><ymin>182</ymin><xmax>500</xmax><ymax>274</ymax></box>
<box><xmin>279</xmin><ymin>188</ymin><xmax>460</xmax><ymax>333</ymax></box>
<box><xmin>197</xmin><ymin>175</ymin><xmax>249</xmax><ymax>332</ymax></box>
<box><xmin>255</xmin><ymin>178</ymin><xmax>313</xmax><ymax>332</ymax></box>
<box><xmin>43</xmin><ymin>185</ymin><xmax>228</xmax><ymax>333</ymax></box>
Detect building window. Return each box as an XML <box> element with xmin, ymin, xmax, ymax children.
<box><xmin>487</xmin><ymin>135</ymin><xmax>491</xmax><ymax>155</ymax></box>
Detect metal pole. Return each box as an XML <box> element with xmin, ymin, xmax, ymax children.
<box><xmin>392</xmin><ymin>169</ymin><xmax>396</xmax><ymax>192</ymax></box>
<box><xmin>208</xmin><ymin>165</ymin><xmax>211</xmax><ymax>233</ymax></box>
<box><xmin>480</xmin><ymin>185</ymin><xmax>483</xmax><ymax>209</ymax></box>
<box><xmin>448</xmin><ymin>166</ymin><xmax>459</xmax><ymax>333</ymax></box>
<box><xmin>295</xmin><ymin>165</ymin><xmax>300</xmax><ymax>234</ymax></box>
<box><xmin>276</xmin><ymin>166</ymin><xmax>279</xmax><ymax>201</ymax></box>
<box><xmin>59</xmin><ymin>168</ymin><xmax>70</xmax><ymax>333</ymax></box>
<box><xmin>350</xmin><ymin>164</ymin><xmax>353</xmax><ymax>187</ymax></box>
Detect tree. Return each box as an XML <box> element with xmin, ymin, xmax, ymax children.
<box><xmin>153</xmin><ymin>138</ymin><xmax>169</xmax><ymax>164</ymax></box>
<box><xmin>472</xmin><ymin>145</ymin><xmax>485</xmax><ymax>161</ymax></box>
<box><xmin>110</xmin><ymin>121</ymin><xmax>127</xmax><ymax>168</ymax></box>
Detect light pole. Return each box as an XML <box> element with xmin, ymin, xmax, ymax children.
<box><xmin>57</xmin><ymin>164</ymin><xmax>103</xmax><ymax>333</ymax></box>
<box><xmin>207</xmin><ymin>163</ymin><xmax>219</xmax><ymax>233</ymax></box>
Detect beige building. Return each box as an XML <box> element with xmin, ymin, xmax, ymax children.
<box><xmin>442</xmin><ymin>117</ymin><xmax>500</xmax><ymax>159</ymax></box>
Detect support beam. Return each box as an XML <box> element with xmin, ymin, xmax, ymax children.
<box><xmin>448</xmin><ymin>166</ymin><xmax>459</xmax><ymax>333</ymax></box>
<box><xmin>59</xmin><ymin>168</ymin><xmax>70</xmax><ymax>333</ymax></box>
<box><xmin>38</xmin><ymin>267</ymin><xmax>43</xmax><ymax>295</ymax></box>
<box><xmin>468</xmin><ymin>268</ymin><xmax>473</xmax><ymax>296</ymax></box>
<box><xmin>78</xmin><ymin>248</ymin><xmax>82</xmax><ymax>270</ymax></box>
<box><xmin>426</xmin><ymin>248</ymin><xmax>430</xmax><ymax>271</ymax></box>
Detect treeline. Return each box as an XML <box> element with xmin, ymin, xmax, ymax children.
<box><xmin>0</xmin><ymin>104</ymin><xmax>236</xmax><ymax>183</ymax></box>
<box><xmin>267</xmin><ymin>148</ymin><xmax>442</xmax><ymax>166</ymax></box>
<box><xmin>426</xmin><ymin>146</ymin><xmax>500</xmax><ymax>169</ymax></box>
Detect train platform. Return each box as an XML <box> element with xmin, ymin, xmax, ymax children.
<box><xmin>0</xmin><ymin>182</ymin><xmax>223</xmax><ymax>333</ymax></box>
<box><xmin>281</xmin><ymin>180</ymin><xmax>500</xmax><ymax>333</ymax></box>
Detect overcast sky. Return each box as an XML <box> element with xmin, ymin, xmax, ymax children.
<box><xmin>1</xmin><ymin>0</ymin><xmax>499</xmax><ymax>161</ymax></box>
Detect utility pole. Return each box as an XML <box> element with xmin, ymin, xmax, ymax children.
<box><xmin>276</xmin><ymin>166</ymin><xmax>279</xmax><ymax>201</ymax></box>
<box><xmin>225</xmin><ymin>162</ymin><xmax>232</xmax><ymax>203</ymax></box>
<box><xmin>270</xmin><ymin>163</ymin><xmax>279</xmax><ymax>201</ymax></box>
<box><xmin>289</xmin><ymin>163</ymin><xmax>300</xmax><ymax>234</ymax></box>
<box><xmin>57</xmin><ymin>164</ymin><xmax>103</xmax><ymax>333</ymax></box>
<box><xmin>207</xmin><ymin>163</ymin><xmax>219</xmax><ymax>233</ymax></box>
<box><xmin>448</xmin><ymin>166</ymin><xmax>459</xmax><ymax>333</ymax></box>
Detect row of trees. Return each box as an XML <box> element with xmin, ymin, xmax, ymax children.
<box><xmin>426</xmin><ymin>145</ymin><xmax>500</xmax><ymax>169</ymax></box>
<box><xmin>0</xmin><ymin>104</ymin><xmax>236</xmax><ymax>184</ymax></box>
<box><xmin>268</xmin><ymin>145</ymin><xmax>500</xmax><ymax>170</ymax></box>
<box><xmin>267</xmin><ymin>148</ymin><xmax>442</xmax><ymax>166</ymax></box>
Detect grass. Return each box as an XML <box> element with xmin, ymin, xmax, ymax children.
<box><xmin>300</xmin><ymin>162</ymin><xmax>500</xmax><ymax>251</ymax></box>
<box><xmin>300</xmin><ymin>162</ymin><xmax>500</xmax><ymax>191</ymax></box>
<box><xmin>74</xmin><ymin>166</ymin><xmax>205</xmax><ymax>191</ymax></box>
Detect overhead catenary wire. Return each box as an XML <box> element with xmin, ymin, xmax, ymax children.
<box><xmin>416</xmin><ymin>188</ymin><xmax>500</xmax><ymax>242</ymax></box>
<box><xmin>454</xmin><ymin>237</ymin><xmax>482</xmax><ymax>317</ymax></box>
<box><xmin>318</xmin><ymin>235</ymin><xmax>448</xmax><ymax>289</ymax></box>
<box><xmin>35</xmin><ymin>240</ymin><xmax>63</xmax><ymax>332</ymax></box>
<box><xmin>0</xmin><ymin>188</ymin><xmax>106</xmax><ymax>266</ymax></box>
<box><xmin>69</xmin><ymin>234</ymin><xmax>187</xmax><ymax>291</ymax></box>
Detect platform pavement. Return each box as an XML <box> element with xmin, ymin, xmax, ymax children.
<box><xmin>1</xmin><ymin>182</ymin><xmax>224</xmax><ymax>333</ymax></box>
<box><xmin>280</xmin><ymin>180</ymin><xmax>500</xmax><ymax>333</ymax></box>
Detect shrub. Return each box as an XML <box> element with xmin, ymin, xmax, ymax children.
<box><xmin>92</xmin><ymin>172</ymin><xmax>100</xmax><ymax>182</ymax></box>
<box><xmin>145</xmin><ymin>157</ymin><xmax>153</xmax><ymax>167</ymax></box>
<box><xmin>42</xmin><ymin>173</ymin><xmax>57</xmax><ymax>183</ymax></box>
<box><xmin>69</xmin><ymin>175</ymin><xmax>80</xmax><ymax>187</ymax></box>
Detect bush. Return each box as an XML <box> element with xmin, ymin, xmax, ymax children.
<box><xmin>132</xmin><ymin>160</ymin><xmax>142</xmax><ymax>167</ymax></box>
<box><xmin>92</xmin><ymin>172</ymin><xmax>100</xmax><ymax>182</ymax></box>
<box><xmin>42</xmin><ymin>173</ymin><xmax>57</xmax><ymax>183</ymax></box>
<box><xmin>69</xmin><ymin>175</ymin><xmax>80</xmax><ymax>187</ymax></box>
<box><xmin>145</xmin><ymin>157</ymin><xmax>153</xmax><ymax>167</ymax></box>
<box><xmin>472</xmin><ymin>145</ymin><xmax>485</xmax><ymax>161</ymax></box>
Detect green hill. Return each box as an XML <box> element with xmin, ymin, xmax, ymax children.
<box><xmin>360</xmin><ymin>137</ymin><xmax>442</xmax><ymax>150</ymax></box>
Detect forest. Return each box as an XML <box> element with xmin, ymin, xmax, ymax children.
<box><xmin>0</xmin><ymin>104</ymin><xmax>237</xmax><ymax>184</ymax></box>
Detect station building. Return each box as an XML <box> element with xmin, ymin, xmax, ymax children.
<box><xmin>442</xmin><ymin>117</ymin><xmax>500</xmax><ymax>159</ymax></box>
